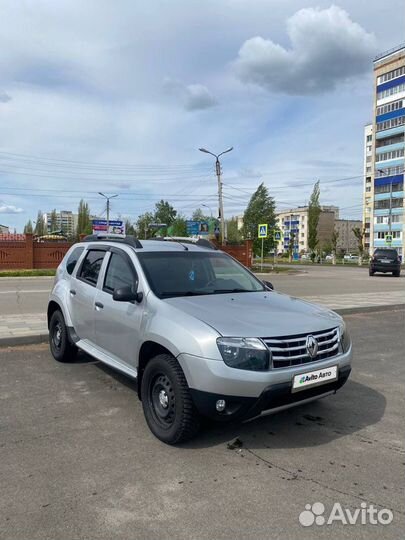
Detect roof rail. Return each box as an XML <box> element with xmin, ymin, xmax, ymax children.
<box><xmin>82</xmin><ymin>234</ymin><xmax>143</xmax><ymax>249</ymax></box>
<box><xmin>150</xmin><ymin>236</ymin><xmax>217</xmax><ymax>250</ymax></box>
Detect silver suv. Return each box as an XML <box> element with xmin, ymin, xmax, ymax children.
<box><xmin>48</xmin><ymin>236</ymin><xmax>352</xmax><ymax>444</ymax></box>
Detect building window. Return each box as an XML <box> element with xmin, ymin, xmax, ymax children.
<box><xmin>376</xmin><ymin>99</ymin><xmax>403</xmax><ymax>116</ymax></box>
<box><xmin>377</xmin><ymin>82</ymin><xmax>405</xmax><ymax>100</ymax></box>
<box><xmin>376</xmin><ymin>115</ymin><xmax>405</xmax><ymax>132</ymax></box>
<box><xmin>375</xmin><ymin>182</ymin><xmax>403</xmax><ymax>194</ymax></box>
<box><xmin>376</xmin><ymin>134</ymin><xmax>404</xmax><ymax>148</ymax></box>
<box><xmin>366</xmin><ymin>134</ymin><xmax>372</xmax><ymax>142</ymax></box>
<box><xmin>375</xmin><ymin>148</ymin><xmax>405</xmax><ymax>162</ymax></box>
<box><xmin>375</xmin><ymin>165</ymin><xmax>404</xmax><ymax>177</ymax></box>
<box><xmin>374</xmin><ymin>197</ymin><xmax>404</xmax><ymax>209</ymax></box>
<box><xmin>377</xmin><ymin>66</ymin><xmax>405</xmax><ymax>85</ymax></box>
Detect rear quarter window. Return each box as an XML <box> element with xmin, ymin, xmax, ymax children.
<box><xmin>65</xmin><ymin>247</ymin><xmax>84</xmax><ymax>275</ymax></box>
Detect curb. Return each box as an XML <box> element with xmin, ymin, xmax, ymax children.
<box><xmin>0</xmin><ymin>333</ymin><xmax>48</xmax><ymax>348</ymax></box>
<box><xmin>1</xmin><ymin>303</ymin><xmax>404</xmax><ymax>348</ymax></box>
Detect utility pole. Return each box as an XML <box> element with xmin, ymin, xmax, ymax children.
<box><xmin>98</xmin><ymin>192</ymin><xmax>118</xmax><ymax>234</ymax></box>
<box><xmin>199</xmin><ymin>146</ymin><xmax>233</xmax><ymax>245</ymax></box>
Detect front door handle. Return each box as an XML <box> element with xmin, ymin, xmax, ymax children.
<box><xmin>95</xmin><ymin>301</ymin><xmax>104</xmax><ymax>310</ymax></box>
<box><xmin>70</xmin><ymin>289</ymin><xmax>76</xmax><ymax>296</ymax></box>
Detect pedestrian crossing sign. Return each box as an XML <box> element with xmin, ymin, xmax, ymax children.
<box><xmin>274</xmin><ymin>230</ymin><xmax>282</xmax><ymax>241</ymax></box>
<box><xmin>385</xmin><ymin>234</ymin><xmax>393</xmax><ymax>245</ymax></box>
<box><xmin>258</xmin><ymin>224</ymin><xmax>268</xmax><ymax>238</ymax></box>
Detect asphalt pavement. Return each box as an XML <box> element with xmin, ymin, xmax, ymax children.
<box><xmin>1</xmin><ymin>309</ymin><xmax>404</xmax><ymax>539</ymax></box>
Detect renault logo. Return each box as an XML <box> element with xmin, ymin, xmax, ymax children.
<box><xmin>306</xmin><ymin>335</ymin><xmax>318</xmax><ymax>358</ymax></box>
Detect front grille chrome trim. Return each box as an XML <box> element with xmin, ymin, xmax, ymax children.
<box><xmin>262</xmin><ymin>327</ymin><xmax>341</xmax><ymax>369</ymax></box>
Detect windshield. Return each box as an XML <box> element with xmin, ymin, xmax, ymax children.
<box><xmin>137</xmin><ymin>251</ymin><xmax>265</xmax><ymax>298</ymax></box>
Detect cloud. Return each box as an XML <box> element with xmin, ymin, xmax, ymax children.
<box><xmin>0</xmin><ymin>204</ymin><xmax>24</xmax><ymax>214</ymax></box>
<box><xmin>184</xmin><ymin>84</ymin><xmax>217</xmax><ymax>111</ymax></box>
<box><xmin>0</xmin><ymin>92</ymin><xmax>11</xmax><ymax>103</ymax></box>
<box><xmin>233</xmin><ymin>5</ymin><xmax>377</xmax><ymax>95</ymax></box>
<box><xmin>163</xmin><ymin>78</ymin><xmax>217</xmax><ymax>111</ymax></box>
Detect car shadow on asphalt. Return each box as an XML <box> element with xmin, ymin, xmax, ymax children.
<box><xmin>182</xmin><ymin>380</ymin><xmax>386</xmax><ymax>450</ymax></box>
<box><xmin>85</xmin><ymin>354</ymin><xmax>386</xmax><ymax>451</ymax></box>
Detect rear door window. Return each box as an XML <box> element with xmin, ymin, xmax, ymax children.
<box><xmin>78</xmin><ymin>250</ymin><xmax>106</xmax><ymax>286</ymax></box>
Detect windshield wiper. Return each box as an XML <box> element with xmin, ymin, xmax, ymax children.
<box><xmin>212</xmin><ymin>288</ymin><xmax>251</xmax><ymax>294</ymax></box>
<box><xmin>160</xmin><ymin>291</ymin><xmax>211</xmax><ymax>298</ymax></box>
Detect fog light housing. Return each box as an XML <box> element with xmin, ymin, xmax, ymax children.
<box><xmin>216</xmin><ymin>399</ymin><xmax>226</xmax><ymax>412</ymax></box>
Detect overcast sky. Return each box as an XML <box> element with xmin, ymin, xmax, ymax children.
<box><xmin>0</xmin><ymin>0</ymin><xmax>404</xmax><ymax>231</ymax></box>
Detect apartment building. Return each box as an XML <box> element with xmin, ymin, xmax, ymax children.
<box><xmin>335</xmin><ymin>219</ymin><xmax>362</xmax><ymax>253</ymax></box>
<box><xmin>44</xmin><ymin>210</ymin><xmax>78</xmax><ymax>237</ymax></box>
<box><xmin>276</xmin><ymin>206</ymin><xmax>338</xmax><ymax>254</ymax></box>
<box><xmin>363</xmin><ymin>44</ymin><xmax>405</xmax><ymax>257</ymax></box>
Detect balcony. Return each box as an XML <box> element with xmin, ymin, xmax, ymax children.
<box><xmin>375</xmin><ymin>142</ymin><xmax>405</xmax><ymax>154</ymax></box>
<box><xmin>373</xmin><ymin>223</ymin><xmax>403</xmax><ymax>232</ymax></box>
<box><xmin>376</xmin><ymin>126</ymin><xmax>405</xmax><ymax>140</ymax></box>
<box><xmin>374</xmin><ymin>190</ymin><xmax>404</xmax><ymax>200</ymax></box>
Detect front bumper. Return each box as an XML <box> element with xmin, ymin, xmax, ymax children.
<box><xmin>190</xmin><ymin>366</ymin><xmax>351</xmax><ymax>421</ymax></box>
<box><xmin>177</xmin><ymin>347</ymin><xmax>352</xmax><ymax>421</ymax></box>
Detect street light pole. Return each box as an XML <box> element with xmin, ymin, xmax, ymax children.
<box><xmin>98</xmin><ymin>192</ymin><xmax>118</xmax><ymax>234</ymax></box>
<box><xmin>199</xmin><ymin>146</ymin><xmax>233</xmax><ymax>244</ymax></box>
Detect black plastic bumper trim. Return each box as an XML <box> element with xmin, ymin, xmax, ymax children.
<box><xmin>190</xmin><ymin>366</ymin><xmax>351</xmax><ymax>422</ymax></box>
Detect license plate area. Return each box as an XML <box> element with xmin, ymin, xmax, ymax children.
<box><xmin>292</xmin><ymin>365</ymin><xmax>338</xmax><ymax>393</ymax></box>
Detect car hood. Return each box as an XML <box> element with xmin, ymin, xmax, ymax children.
<box><xmin>164</xmin><ymin>291</ymin><xmax>342</xmax><ymax>337</ymax></box>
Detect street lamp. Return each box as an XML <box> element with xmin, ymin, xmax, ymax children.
<box><xmin>199</xmin><ymin>146</ymin><xmax>233</xmax><ymax>244</ymax></box>
<box><xmin>201</xmin><ymin>203</ymin><xmax>213</xmax><ymax>218</ymax></box>
<box><xmin>98</xmin><ymin>192</ymin><xmax>118</xmax><ymax>234</ymax></box>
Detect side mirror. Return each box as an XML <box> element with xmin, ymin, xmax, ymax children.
<box><xmin>113</xmin><ymin>285</ymin><xmax>143</xmax><ymax>303</ymax></box>
<box><xmin>263</xmin><ymin>280</ymin><xmax>274</xmax><ymax>291</ymax></box>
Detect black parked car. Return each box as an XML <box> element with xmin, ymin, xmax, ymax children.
<box><xmin>369</xmin><ymin>248</ymin><xmax>401</xmax><ymax>277</ymax></box>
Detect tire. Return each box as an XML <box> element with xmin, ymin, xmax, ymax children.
<box><xmin>141</xmin><ymin>354</ymin><xmax>200</xmax><ymax>444</ymax></box>
<box><xmin>393</xmin><ymin>270</ymin><xmax>401</xmax><ymax>277</ymax></box>
<box><xmin>369</xmin><ymin>268</ymin><xmax>374</xmax><ymax>276</ymax></box>
<box><xmin>49</xmin><ymin>310</ymin><xmax>77</xmax><ymax>362</ymax></box>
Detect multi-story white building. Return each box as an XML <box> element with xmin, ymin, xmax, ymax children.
<box><xmin>0</xmin><ymin>224</ymin><xmax>9</xmax><ymax>234</ymax></box>
<box><xmin>44</xmin><ymin>210</ymin><xmax>78</xmax><ymax>237</ymax></box>
<box><xmin>363</xmin><ymin>44</ymin><xmax>405</xmax><ymax>257</ymax></box>
<box><xmin>276</xmin><ymin>206</ymin><xmax>338</xmax><ymax>255</ymax></box>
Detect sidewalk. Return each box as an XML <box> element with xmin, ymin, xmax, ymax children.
<box><xmin>1</xmin><ymin>290</ymin><xmax>404</xmax><ymax>347</ymax></box>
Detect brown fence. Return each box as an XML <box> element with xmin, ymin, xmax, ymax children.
<box><xmin>0</xmin><ymin>234</ymin><xmax>254</xmax><ymax>270</ymax></box>
<box><xmin>216</xmin><ymin>240</ymin><xmax>253</xmax><ymax>268</ymax></box>
<box><xmin>0</xmin><ymin>234</ymin><xmax>72</xmax><ymax>270</ymax></box>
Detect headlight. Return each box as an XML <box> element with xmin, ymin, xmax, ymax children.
<box><xmin>217</xmin><ymin>337</ymin><xmax>270</xmax><ymax>371</ymax></box>
<box><xmin>339</xmin><ymin>322</ymin><xmax>351</xmax><ymax>353</ymax></box>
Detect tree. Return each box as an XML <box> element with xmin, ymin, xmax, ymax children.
<box><xmin>124</xmin><ymin>218</ymin><xmax>136</xmax><ymax>236</ymax></box>
<box><xmin>242</xmin><ymin>183</ymin><xmax>276</xmax><ymax>256</ymax></box>
<box><xmin>308</xmin><ymin>180</ymin><xmax>321</xmax><ymax>262</ymax></box>
<box><xmin>24</xmin><ymin>220</ymin><xmax>33</xmax><ymax>234</ymax></box>
<box><xmin>136</xmin><ymin>212</ymin><xmax>154</xmax><ymax>239</ymax></box>
<box><xmin>352</xmin><ymin>227</ymin><xmax>366</xmax><ymax>266</ymax></box>
<box><xmin>226</xmin><ymin>217</ymin><xmax>242</xmax><ymax>244</ymax></box>
<box><xmin>34</xmin><ymin>211</ymin><xmax>46</xmax><ymax>237</ymax></box>
<box><xmin>287</xmin><ymin>231</ymin><xmax>296</xmax><ymax>263</ymax></box>
<box><xmin>169</xmin><ymin>215</ymin><xmax>188</xmax><ymax>237</ymax></box>
<box><xmin>191</xmin><ymin>208</ymin><xmax>210</xmax><ymax>222</ymax></box>
<box><xmin>154</xmin><ymin>200</ymin><xmax>177</xmax><ymax>226</ymax></box>
<box><xmin>50</xmin><ymin>209</ymin><xmax>58</xmax><ymax>232</ymax></box>
<box><xmin>331</xmin><ymin>229</ymin><xmax>339</xmax><ymax>265</ymax></box>
<box><xmin>77</xmin><ymin>199</ymin><xmax>92</xmax><ymax>238</ymax></box>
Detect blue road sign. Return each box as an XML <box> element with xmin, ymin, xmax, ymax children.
<box><xmin>258</xmin><ymin>224</ymin><xmax>268</xmax><ymax>238</ymax></box>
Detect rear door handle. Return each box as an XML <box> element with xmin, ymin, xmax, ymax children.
<box><xmin>95</xmin><ymin>301</ymin><xmax>104</xmax><ymax>310</ymax></box>
<box><xmin>70</xmin><ymin>289</ymin><xmax>76</xmax><ymax>296</ymax></box>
